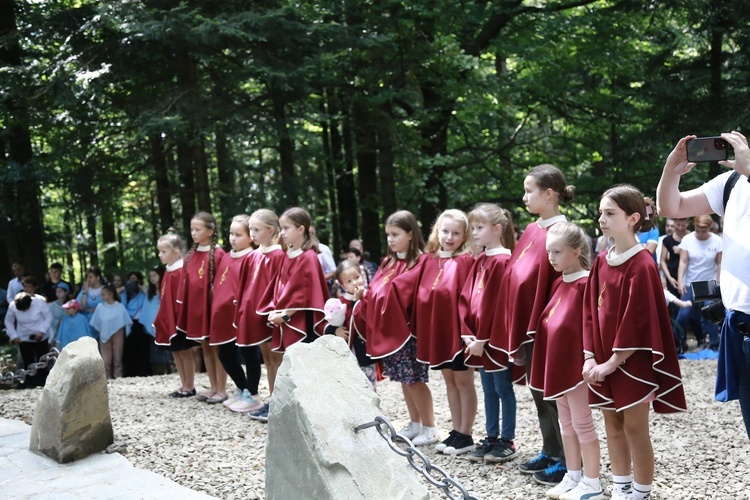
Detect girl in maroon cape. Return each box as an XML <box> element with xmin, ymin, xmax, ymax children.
<box><xmin>490</xmin><ymin>164</ymin><xmax>574</xmax><ymax>484</ymax></box>
<box><xmin>583</xmin><ymin>185</ymin><xmax>687</xmax><ymax>500</ymax></box>
<box><xmin>461</xmin><ymin>203</ymin><xmax>519</xmax><ymax>464</ymax></box>
<box><xmin>209</xmin><ymin>215</ymin><xmax>264</xmax><ymax>413</ymax></box>
<box><xmin>176</xmin><ymin>212</ymin><xmax>227</xmax><ymax>403</ymax></box>
<box><xmin>351</xmin><ymin>211</ymin><xmax>435</xmax><ymax>446</ymax></box>
<box><xmin>530</xmin><ymin>222</ymin><xmax>603</xmax><ymax>500</ymax></box>
<box><xmin>410</xmin><ymin>209</ymin><xmax>474</xmax><ymax>453</ymax></box>
<box><xmin>234</xmin><ymin>209</ymin><xmax>285</xmax><ymax>405</ymax></box>
<box><xmin>154</xmin><ymin>230</ymin><xmax>197</xmax><ymax>398</ymax></box>
<box><xmin>260</xmin><ymin>207</ymin><xmax>328</xmax><ymax>352</ymax></box>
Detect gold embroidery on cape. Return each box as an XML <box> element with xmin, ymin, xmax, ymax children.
<box><xmin>381</xmin><ymin>267</ymin><xmax>396</xmax><ymax>284</ymax></box>
<box><xmin>545</xmin><ymin>296</ymin><xmax>562</xmax><ymax>323</ymax></box>
<box><xmin>515</xmin><ymin>240</ymin><xmax>534</xmax><ymax>262</ymax></box>
<box><xmin>431</xmin><ymin>268</ymin><xmax>443</xmax><ymax>290</ymax></box>
<box><xmin>252</xmin><ymin>265</ymin><xmax>260</xmax><ymax>282</ymax></box>
<box><xmin>160</xmin><ymin>282</ymin><xmax>165</xmax><ymax>298</ymax></box>
<box><xmin>219</xmin><ymin>265</ymin><xmax>229</xmax><ymax>284</ymax></box>
<box><xmin>198</xmin><ymin>260</ymin><xmax>205</xmax><ymax>280</ymax></box>
<box><xmin>476</xmin><ymin>269</ymin><xmax>486</xmax><ymax>294</ymax></box>
<box><xmin>597</xmin><ymin>283</ymin><xmax>606</xmax><ymax>309</ymax></box>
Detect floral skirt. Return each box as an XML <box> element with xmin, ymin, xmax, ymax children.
<box><xmin>381</xmin><ymin>336</ymin><xmax>429</xmax><ymax>384</ymax></box>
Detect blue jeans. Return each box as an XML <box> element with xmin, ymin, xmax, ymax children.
<box><xmin>674</xmin><ymin>286</ymin><xmax>719</xmax><ymax>347</ymax></box>
<box><xmin>480</xmin><ymin>368</ymin><xmax>516</xmax><ymax>441</ymax></box>
<box><xmin>715</xmin><ymin>310</ymin><xmax>750</xmax><ymax>439</ymax></box>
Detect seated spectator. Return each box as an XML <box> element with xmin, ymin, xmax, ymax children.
<box><xmin>675</xmin><ymin>215</ymin><xmax>722</xmax><ymax>351</ymax></box>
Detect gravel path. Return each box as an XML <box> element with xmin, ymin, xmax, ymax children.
<box><xmin>1</xmin><ymin>358</ymin><xmax>748</xmax><ymax>499</ymax></box>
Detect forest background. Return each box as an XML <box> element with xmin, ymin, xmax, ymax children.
<box><xmin>1</xmin><ymin>0</ymin><xmax>748</xmax><ymax>285</ymax></box>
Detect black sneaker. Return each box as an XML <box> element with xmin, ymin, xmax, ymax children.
<box><xmin>443</xmin><ymin>433</ymin><xmax>474</xmax><ymax>455</ymax></box>
<box><xmin>484</xmin><ymin>438</ymin><xmax>516</xmax><ymax>463</ymax></box>
<box><xmin>518</xmin><ymin>452</ymin><xmax>554</xmax><ymax>474</ymax></box>
<box><xmin>532</xmin><ymin>460</ymin><xmax>566</xmax><ymax>485</ymax></box>
<box><xmin>468</xmin><ymin>437</ymin><xmax>496</xmax><ymax>462</ymax></box>
<box><xmin>435</xmin><ymin>430</ymin><xmax>458</xmax><ymax>452</ymax></box>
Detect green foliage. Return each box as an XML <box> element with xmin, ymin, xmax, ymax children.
<box><xmin>3</xmin><ymin>0</ymin><xmax>750</xmax><ymax>274</ymax></box>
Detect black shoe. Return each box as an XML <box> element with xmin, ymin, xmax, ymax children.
<box><xmin>435</xmin><ymin>430</ymin><xmax>458</xmax><ymax>452</ymax></box>
<box><xmin>532</xmin><ymin>460</ymin><xmax>566</xmax><ymax>486</ymax></box>
<box><xmin>443</xmin><ymin>433</ymin><xmax>474</xmax><ymax>455</ymax></box>
<box><xmin>518</xmin><ymin>452</ymin><xmax>554</xmax><ymax>474</ymax></box>
<box><xmin>484</xmin><ymin>438</ymin><xmax>516</xmax><ymax>463</ymax></box>
<box><xmin>468</xmin><ymin>437</ymin><xmax>496</xmax><ymax>462</ymax></box>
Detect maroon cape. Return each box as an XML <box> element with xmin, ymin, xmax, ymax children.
<box><xmin>209</xmin><ymin>248</ymin><xmax>252</xmax><ymax>345</ymax></box>
<box><xmin>177</xmin><ymin>246</ymin><xmax>226</xmax><ymax>340</ymax></box>
<box><xmin>583</xmin><ymin>247</ymin><xmax>687</xmax><ymax>414</ymax></box>
<box><xmin>256</xmin><ymin>249</ymin><xmax>329</xmax><ymax>352</ymax></box>
<box><xmin>529</xmin><ymin>274</ymin><xmax>588</xmax><ymax>399</ymax></box>
<box><xmin>154</xmin><ymin>260</ymin><xmax>183</xmax><ymax>346</ymax></box>
<box><xmin>353</xmin><ymin>254</ymin><xmax>427</xmax><ymax>359</ymax></box>
<box><xmin>489</xmin><ymin>220</ymin><xmax>561</xmax><ymax>367</ymax></box>
<box><xmin>411</xmin><ymin>252</ymin><xmax>473</xmax><ymax>368</ymax></box>
<box><xmin>459</xmin><ymin>249</ymin><xmax>513</xmax><ymax>371</ymax></box>
<box><xmin>234</xmin><ymin>246</ymin><xmax>285</xmax><ymax>347</ymax></box>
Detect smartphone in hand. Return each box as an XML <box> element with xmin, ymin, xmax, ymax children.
<box><xmin>686</xmin><ymin>136</ymin><xmax>729</xmax><ymax>162</ymax></box>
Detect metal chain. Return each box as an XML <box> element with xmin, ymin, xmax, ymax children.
<box><xmin>0</xmin><ymin>347</ymin><xmax>59</xmax><ymax>386</ymax></box>
<box><xmin>354</xmin><ymin>416</ymin><xmax>480</xmax><ymax>500</ymax></box>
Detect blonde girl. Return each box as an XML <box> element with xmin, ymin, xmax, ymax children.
<box><xmin>410</xmin><ymin>209</ymin><xmax>474</xmax><ymax>452</ymax></box>
<box><xmin>529</xmin><ymin>222</ymin><xmax>602</xmax><ymax>500</ymax></box>
<box><xmin>460</xmin><ymin>203</ymin><xmax>518</xmax><ymax>464</ymax></box>
<box><xmin>155</xmin><ymin>230</ymin><xmax>198</xmax><ymax>397</ymax></box>
<box><xmin>234</xmin><ymin>209</ymin><xmax>285</xmax><ymax>409</ymax></box>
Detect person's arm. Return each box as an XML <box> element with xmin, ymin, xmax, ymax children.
<box><xmin>719</xmin><ymin>131</ymin><xmax>750</xmax><ymax>178</ymax></box>
<box><xmin>659</xmin><ymin>245</ymin><xmax>676</xmax><ymax>288</ymax></box>
<box><xmin>657</xmin><ymin>135</ymin><xmax>714</xmax><ymax>218</ymax></box>
<box><xmin>4</xmin><ymin>306</ymin><xmax>18</xmax><ymax>342</ymax></box>
<box><xmin>715</xmin><ymin>251</ymin><xmax>722</xmax><ymax>283</ymax></box>
<box><xmin>677</xmin><ymin>249</ymin><xmax>689</xmax><ymax>296</ymax></box>
<box><xmin>586</xmin><ymin>349</ymin><xmax>636</xmax><ymax>384</ymax></box>
<box><xmin>38</xmin><ymin>300</ymin><xmax>52</xmax><ymax>337</ymax></box>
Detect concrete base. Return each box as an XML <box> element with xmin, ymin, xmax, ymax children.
<box><xmin>0</xmin><ymin>418</ymin><xmax>215</xmax><ymax>500</ymax></box>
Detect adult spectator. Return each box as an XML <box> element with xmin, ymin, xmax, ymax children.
<box><xmin>38</xmin><ymin>263</ymin><xmax>71</xmax><ymax>303</ymax></box>
<box><xmin>674</xmin><ymin>215</ymin><xmax>722</xmax><ymax>351</ymax></box>
<box><xmin>660</xmin><ymin>217</ymin><xmax>690</xmax><ymax>316</ymax></box>
<box><xmin>4</xmin><ymin>291</ymin><xmax>52</xmax><ymax>388</ymax></box>
<box><xmin>310</xmin><ymin>226</ymin><xmax>336</xmax><ymax>281</ymax></box>
<box><xmin>655</xmin><ymin>218</ymin><xmax>675</xmax><ymax>267</ymax></box>
<box><xmin>349</xmin><ymin>238</ymin><xmax>378</xmax><ymax>277</ymax></box>
<box><xmin>657</xmin><ymin>131</ymin><xmax>750</xmax><ymax>438</ymax></box>
<box><xmin>6</xmin><ymin>263</ymin><xmax>25</xmax><ymax>304</ymax></box>
<box><xmin>77</xmin><ymin>266</ymin><xmax>105</xmax><ymax>321</ymax></box>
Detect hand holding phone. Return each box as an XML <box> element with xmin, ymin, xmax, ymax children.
<box><xmin>686</xmin><ymin>136</ymin><xmax>729</xmax><ymax>162</ymax></box>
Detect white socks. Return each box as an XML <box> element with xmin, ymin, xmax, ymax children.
<box><xmin>631</xmin><ymin>481</ymin><xmax>653</xmax><ymax>499</ymax></box>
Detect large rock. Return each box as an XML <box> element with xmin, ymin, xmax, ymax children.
<box><xmin>30</xmin><ymin>337</ymin><xmax>114</xmax><ymax>463</ymax></box>
<box><xmin>265</xmin><ymin>335</ymin><xmax>429</xmax><ymax>500</ymax></box>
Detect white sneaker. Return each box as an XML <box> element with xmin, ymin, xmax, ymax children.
<box><xmin>223</xmin><ymin>389</ymin><xmax>243</xmax><ymax>407</ymax></box>
<box><xmin>560</xmin><ymin>480</ymin><xmax>605</xmax><ymax>500</ymax></box>
<box><xmin>608</xmin><ymin>485</ymin><xmax>633</xmax><ymax>500</ymax></box>
<box><xmin>397</xmin><ymin>422</ymin><xmax>422</xmax><ymax>440</ymax></box>
<box><xmin>229</xmin><ymin>390</ymin><xmax>264</xmax><ymax>413</ymax></box>
<box><xmin>411</xmin><ymin>426</ymin><xmax>439</xmax><ymax>446</ymax></box>
<box><xmin>546</xmin><ymin>472</ymin><xmax>580</xmax><ymax>499</ymax></box>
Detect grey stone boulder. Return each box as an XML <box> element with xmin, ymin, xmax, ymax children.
<box><xmin>30</xmin><ymin>336</ymin><xmax>114</xmax><ymax>463</ymax></box>
<box><xmin>266</xmin><ymin>335</ymin><xmax>429</xmax><ymax>500</ymax></box>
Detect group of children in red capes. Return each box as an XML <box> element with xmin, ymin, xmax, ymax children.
<box><xmin>149</xmin><ymin>163</ymin><xmax>686</xmax><ymax>500</ymax></box>
<box><xmin>352</xmin><ymin>165</ymin><xmax>686</xmax><ymax>500</ymax></box>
